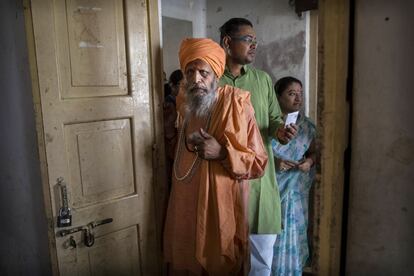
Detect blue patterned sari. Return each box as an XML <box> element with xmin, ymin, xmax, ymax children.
<box><xmin>271</xmin><ymin>114</ymin><xmax>316</xmax><ymax>276</ymax></box>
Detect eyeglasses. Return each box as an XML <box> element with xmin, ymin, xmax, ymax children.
<box><xmin>230</xmin><ymin>35</ymin><xmax>258</xmax><ymax>46</ymax></box>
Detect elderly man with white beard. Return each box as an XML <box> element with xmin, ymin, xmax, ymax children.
<box><xmin>163</xmin><ymin>38</ymin><xmax>268</xmax><ymax>275</ymax></box>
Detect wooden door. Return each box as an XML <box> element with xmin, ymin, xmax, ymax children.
<box><xmin>28</xmin><ymin>0</ymin><xmax>160</xmax><ymax>274</ymax></box>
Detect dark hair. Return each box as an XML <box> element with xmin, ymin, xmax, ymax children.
<box><xmin>274</xmin><ymin>77</ymin><xmax>303</xmax><ymax>97</ymax></box>
<box><xmin>219</xmin><ymin>18</ymin><xmax>253</xmax><ymax>46</ymax></box>
<box><xmin>169</xmin><ymin>70</ymin><xmax>183</xmax><ymax>86</ymax></box>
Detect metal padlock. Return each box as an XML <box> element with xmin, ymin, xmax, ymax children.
<box><xmin>57</xmin><ymin>206</ymin><xmax>72</xmax><ymax>227</ymax></box>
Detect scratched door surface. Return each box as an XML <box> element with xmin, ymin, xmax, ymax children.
<box><xmin>30</xmin><ymin>0</ymin><xmax>159</xmax><ymax>274</ymax></box>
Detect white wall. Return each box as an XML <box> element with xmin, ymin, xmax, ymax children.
<box><xmin>161</xmin><ymin>0</ymin><xmax>207</xmax><ymax>38</ymax></box>
<box><xmin>206</xmin><ymin>0</ymin><xmax>307</xmax><ymax>85</ymax></box>
<box><xmin>346</xmin><ymin>1</ymin><xmax>414</xmax><ymax>275</ymax></box>
<box><xmin>161</xmin><ymin>0</ymin><xmax>207</xmax><ymax>77</ymax></box>
<box><xmin>162</xmin><ymin>16</ymin><xmax>193</xmax><ymax>78</ymax></box>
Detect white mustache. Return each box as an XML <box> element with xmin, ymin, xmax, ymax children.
<box><xmin>188</xmin><ymin>83</ymin><xmax>207</xmax><ymax>91</ymax></box>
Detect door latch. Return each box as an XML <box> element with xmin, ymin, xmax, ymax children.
<box><xmin>57</xmin><ymin>177</ymin><xmax>72</xmax><ymax>227</ymax></box>
<box><xmin>57</xmin><ymin>218</ymin><xmax>113</xmax><ymax>247</ymax></box>
<box><xmin>83</xmin><ymin>225</ymin><xmax>95</xmax><ymax>247</ymax></box>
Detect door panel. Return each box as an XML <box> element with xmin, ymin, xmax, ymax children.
<box><xmin>88</xmin><ymin>226</ymin><xmax>141</xmax><ymax>275</ymax></box>
<box><xmin>64</xmin><ymin>119</ymin><xmax>135</xmax><ymax>207</ymax></box>
<box><xmin>59</xmin><ymin>226</ymin><xmax>141</xmax><ymax>276</ymax></box>
<box><xmin>30</xmin><ymin>0</ymin><xmax>158</xmax><ymax>274</ymax></box>
<box><xmin>56</xmin><ymin>0</ymin><xmax>128</xmax><ymax>97</ymax></box>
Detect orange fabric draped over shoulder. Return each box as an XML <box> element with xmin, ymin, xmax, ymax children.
<box><xmin>163</xmin><ymin>85</ymin><xmax>268</xmax><ymax>274</ymax></box>
<box><xmin>194</xmin><ymin>85</ymin><xmax>268</xmax><ymax>274</ymax></box>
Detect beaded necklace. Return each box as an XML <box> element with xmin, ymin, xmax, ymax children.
<box><xmin>173</xmin><ymin>109</ymin><xmax>213</xmax><ymax>181</ymax></box>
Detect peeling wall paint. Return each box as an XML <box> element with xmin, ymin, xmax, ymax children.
<box><xmin>255</xmin><ymin>31</ymin><xmax>306</xmax><ymax>82</ymax></box>
<box><xmin>206</xmin><ymin>0</ymin><xmax>307</xmax><ymax>85</ymax></box>
<box><xmin>161</xmin><ymin>0</ymin><xmax>307</xmax><ymax>86</ymax></box>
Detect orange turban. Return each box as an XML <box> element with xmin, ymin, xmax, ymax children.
<box><xmin>179</xmin><ymin>38</ymin><xmax>226</xmax><ymax>78</ymax></box>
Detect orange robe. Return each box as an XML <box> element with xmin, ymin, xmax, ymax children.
<box><xmin>164</xmin><ymin>85</ymin><xmax>268</xmax><ymax>275</ymax></box>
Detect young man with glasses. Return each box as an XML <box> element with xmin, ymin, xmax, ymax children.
<box><xmin>219</xmin><ymin>18</ymin><xmax>298</xmax><ymax>276</ymax></box>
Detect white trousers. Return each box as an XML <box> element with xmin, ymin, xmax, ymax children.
<box><xmin>249</xmin><ymin>234</ymin><xmax>277</xmax><ymax>276</ymax></box>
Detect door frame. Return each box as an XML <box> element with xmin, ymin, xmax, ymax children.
<box><xmin>23</xmin><ymin>0</ymin><xmax>166</xmax><ymax>274</ymax></box>
<box><xmin>23</xmin><ymin>0</ymin><xmax>58</xmax><ymax>273</ymax></box>
<box><xmin>311</xmin><ymin>0</ymin><xmax>351</xmax><ymax>275</ymax></box>
<box><xmin>147</xmin><ymin>0</ymin><xmax>169</xmax><ymax>252</ymax></box>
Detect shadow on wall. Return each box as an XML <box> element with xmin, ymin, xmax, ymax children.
<box><xmin>0</xmin><ymin>0</ymin><xmax>51</xmax><ymax>275</ymax></box>
<box><xmin>254</xmin><ymin>30</ymin><xmax>306</xmax><ymax>82</ymax></box>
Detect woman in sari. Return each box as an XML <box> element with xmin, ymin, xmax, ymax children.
<box><xmin>271</xmin><ymin>77</ymin><xmax>316</xmax><ymax>276</ymax></box>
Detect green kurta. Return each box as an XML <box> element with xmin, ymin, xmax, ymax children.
<box><xmin>220</xmin><ymin>65</ymin><xmax>284</xmax><ymax>234</ymax></box>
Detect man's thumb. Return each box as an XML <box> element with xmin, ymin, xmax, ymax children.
<box><xmin>199</xmin><ymin>128</ymin><xmax>211</xmax><ymax>139</ymax></box>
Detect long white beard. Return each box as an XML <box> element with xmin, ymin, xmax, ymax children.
<box><xmin>185</xmin><ymin>81</ymin><xmax>217</xmax><ymax>119</ymax></box>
